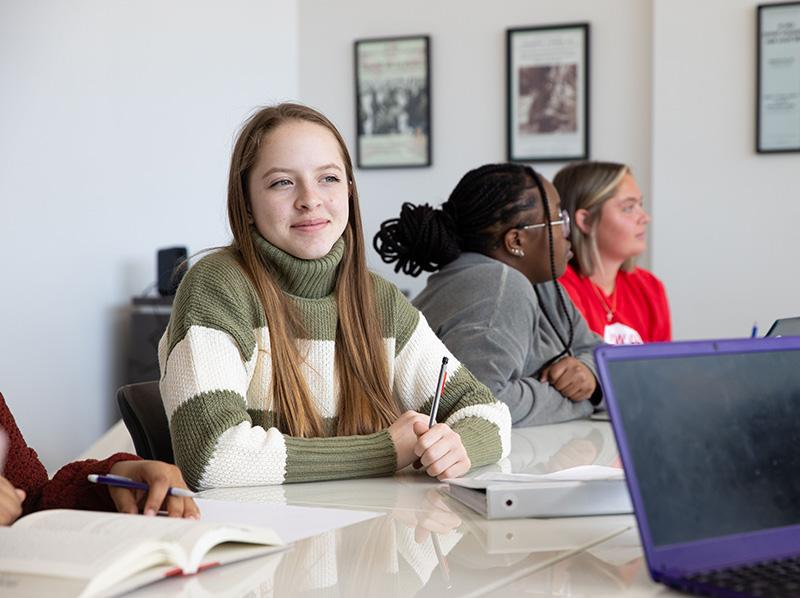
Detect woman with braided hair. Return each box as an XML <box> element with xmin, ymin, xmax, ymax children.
<box><xmin>374</xmin><ymin>163</ymin><xmax>603</xmax><ymax>427</ymax></box>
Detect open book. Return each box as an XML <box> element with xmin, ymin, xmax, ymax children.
<box><xmin>0</xmin><ymin>509</ymin><xmax>284</xmax><ymax>598</ymax></box>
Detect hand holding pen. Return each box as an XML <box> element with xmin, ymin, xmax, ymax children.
<box><xmin>89</xmin><ymin>460</ymin><xmax>200</xmax><ymax>519</ymax></box>
<box><xmin>412</xmin><ymin>356</ymin><xmax>472</xmax><ymax>481</ymax></box>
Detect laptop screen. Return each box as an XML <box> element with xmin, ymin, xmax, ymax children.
<box><xmin>766</xmin><ymin>317</ymin><xmax>800</xmax><ymax>337</ymax></box>
<box><xmin>606</xmin><ymin>349</ymin><xmax>800</xmax><ymax>547</ymax></box>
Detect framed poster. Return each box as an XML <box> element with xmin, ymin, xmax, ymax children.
<box><xmin>507</xmin><ymin>23</ymin><xmax>590</xmax><ymax>162</ymax></box>
<box><xmin>354</xmin><ymin>35</ymin><xmax>431</xmax><ymax>168</ymax></box>
<box><xmin>757</xmin><ymin>2</ymin><xmax>800</xmax><ymax>153</ymax></box>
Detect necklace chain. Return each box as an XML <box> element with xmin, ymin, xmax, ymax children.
<box><xmin>590</xmin><ymin>281</ymin><xmax>617</xmax><ymax>322</ymax></box>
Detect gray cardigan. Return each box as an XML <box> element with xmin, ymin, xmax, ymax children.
<box><xmin>412</xmin><ymin>252</ymin><xmax>602</xmax><ymax>426</ymax></box>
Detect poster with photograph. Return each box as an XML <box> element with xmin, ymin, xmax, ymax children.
<box><xmin>354</xmin><ymin>36</ymin><xmax>431</xmax><ymax>168</ymax></box>
<box><xmin>757</xmin><ymin>2</ymin><xmax>800</xmax><ymax>153</ymax></box>
<box><xmin>507</xmin><ymin>24</ymin><xmax>589</xmax><ymax>162</ymax></box>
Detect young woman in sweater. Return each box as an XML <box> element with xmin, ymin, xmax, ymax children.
<box><xmin>554</xmin><ymin>161</ymin><xmax>671</xmax><ymax>344</ymax></box>
<box><xmin>373</xmin><ymin>163</ymin><xmax>602</xmax><ymax>427</ymax></box>
<box><xmin>158</xmin><ymin>104</ymin><xmax>510</xmax><ymax>490</ymax></box>
<box><xmin>0</xmin><ymin>392</ymin><xmax>198</xmax><ymax>525</ymax></box>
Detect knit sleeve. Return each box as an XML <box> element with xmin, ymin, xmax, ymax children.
<box><xmin>1</xmin><ymin>392</ymin><xmax>139</xmax><ymax>515</ymax></box>
<box><xmin>1</xmin><ymin>392</ymin><xmax>49</xmax><ymax>515</ymax></box>
<box><xmin>159</xmin><ymin>253</ymin><xmax>397</xmax><ymax>490</ymax></box>
<box><xmin>35</xmin><ymin>453</ymin><xmax>140</xmax><ymax>513</ymax></box>
<box><xmin>386</xmin><ymin>285</ymin><xmax>511</xmax><ymax>468</ymax></box>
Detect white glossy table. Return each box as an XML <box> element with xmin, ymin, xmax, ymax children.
<box><xmin>129</xmin><ymin>419</ymin><xmax>673</xmax><ymax>597</ymax></box>
<box><xmin>499</xmin><ymin>527</ymin><xmax>691</xmax><ymax>597</ymax></box>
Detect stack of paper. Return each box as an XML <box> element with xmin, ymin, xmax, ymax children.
<box><xmin>473</xmin><ymin>465</ymin><xmax>624</xmax><ymax>484</ymax></box>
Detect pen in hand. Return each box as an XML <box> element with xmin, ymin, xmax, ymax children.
<box><xmin>428</xmin><ymin>356</ymin><xmax>449</xmax><ymax>427</ymax></box>
<box><xmin>414</xmin><ymin>356</ymin><xmax>449</xmax><ymax>471</ymax></box>
<box><xmin>87</xmin><ymin>474</ymin><xmax>196</xmax><ymax>498</ymax></box>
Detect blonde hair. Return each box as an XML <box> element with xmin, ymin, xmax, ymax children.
<box><xmin>553</xmin><ymin>161</ymin><xmax>635</xmax><ymax>276</ymax></box>
<box><xmin>226</xmin><ymin>103</ymin><xmax>400</xmax><ymax>437</ymax></box>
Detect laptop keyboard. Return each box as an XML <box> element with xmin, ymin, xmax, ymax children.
<box><xmin>686</xmin><ymin>556</ymin><xmax>800</xmax><ymax>597</ymax></box>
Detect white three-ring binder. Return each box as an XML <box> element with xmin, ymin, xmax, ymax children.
<box><xmin>446</xmin><ymin>476</ymin><xmax>632</xmax><ymax>520</ymax></box>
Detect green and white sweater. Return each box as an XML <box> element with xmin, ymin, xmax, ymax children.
<box><xmin>158</xmin><ymin>233</ymin><xmax>511</xmax><ymax>490</ymax></box>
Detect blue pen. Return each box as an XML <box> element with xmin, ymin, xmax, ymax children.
<box><xmin>751</xmin><ymin>322</ymin><xmax>759</xmax><ymax>338</ymax></box>
<box><xmin>87</xmin><ymin>473</ymin><xmax>196</xmax><ymax>498</ymax></box>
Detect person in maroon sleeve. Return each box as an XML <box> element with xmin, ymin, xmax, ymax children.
<box><xmin>555</xmin><ymin>161</ymin><xmax>671</xmax><ymax>345</ymax></box>
<box><xmin>0</xmin><ymin>391</ymin><xmax>199</xmax><ymax>525</ymax></box>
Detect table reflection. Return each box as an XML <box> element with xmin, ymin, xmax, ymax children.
<box><xmin>506</xmin><ymin>420</ymin><xmax>619</xmax><ymax>474</ymax></box>
<box><xmin>169</xmin><ymin>420</ymin><xmax>635</xmax><ymax>597</ymax></box>
<box><xmin>494</xmin><ymin>529</ymin><xmax>674</xmax><ymax>597</ymax></box>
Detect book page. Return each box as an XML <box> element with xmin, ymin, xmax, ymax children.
<box><xmin>16</xmin><ymin>509</ymin><xmax>204</xmax><ymax>543</ymax></box>
<box><xmin>0</xmin><ymin>570</ymin><xmax>89</xmax><ymax>598</ymax></box>
<box><xmin>118</xmin><ymin>545</ymin><xmax>285</xmax><ymax>598</ymax></box>
<box><xmin>1</xmin><ymin>510</ymin><xmax>283</xmax><ymax>584</ymax></box>
<box><xmin>0</xmin><ymin>527</ymin><xmax>162</xmax><ymax>580</ymax></box>
<box><xmin>1</xmin><ymin>510</ymin><xmax>218</xmax><ymax>580</ymax></box>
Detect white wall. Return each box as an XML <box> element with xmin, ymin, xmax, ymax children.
<box><xmin>298</xmin><ymin>0</ymin><xmax>653</xmax><ymax>297</ymax></box>
<box><xmin>0</xmin><ymin>0</ymin><xmax>298</xmax><ymax>471</ymax></box>
<box><xmin>651</xmin><ymin>0</ymin><xmax>800</xmax><ymax>339</ymax></box>
<box><xmin>4</xmin><ymin>0</ymin><xmax>795</xmax><ymax>469</ymax></box>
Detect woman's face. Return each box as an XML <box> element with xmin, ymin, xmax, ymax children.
<box><xmin>595</xmin><ymin>174</ymin><xmax>649</xmax><ymax>262</ymax></box>
<box><xmin>518</xmin><ymin>179</ymin><xmax>572</xmax><ymax>284</ymax></box>
<box><xmin>247</xmin><ymin>120</ymin><xmax>350</xmax><ymax>260</ymax></box>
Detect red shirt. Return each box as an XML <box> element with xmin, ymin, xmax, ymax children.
<box><xmin>560</xmin><ymin>264</ymin><xmax>671</xmax><ymax>344</ymax></box>
<box><xmin>1</xmin><ymin>392</ymin><xmax>138</xmax><ymax>516</ymax></box>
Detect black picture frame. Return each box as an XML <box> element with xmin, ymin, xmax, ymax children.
<box><xmin>506</xmin><ymin>23</ymin><xmax>590</xmax><ymax>163</ymax></box>
<box><xmin>756</xmin><ymin>2</ymin><xmax>800</xmax><ymax>153</ymax></box>
<box><xmin>354</xmin><ymin>35</ymin><xmax>432</xmax><ymax>169</ymax></box>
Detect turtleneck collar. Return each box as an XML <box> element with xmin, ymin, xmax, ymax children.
<box><xmin>251</xmin><ymin>229</ymin><xmax>345</xmax><ymax>299</ymax></box>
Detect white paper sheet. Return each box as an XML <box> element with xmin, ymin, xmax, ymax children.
<box><xmin>195</xmin><ymin>499</ymin><xmax>381</xmax><ymax>544</ymax></box>
<box><xmin>473</xmin><ymin>465</ymin><xmax>624</xmax><ymax>483</ymax></box>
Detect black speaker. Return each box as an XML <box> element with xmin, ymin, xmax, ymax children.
<box><xmin>157</xmin><ymin>246</ymin><xmax>188</xmax><ymax>296</ymax></box>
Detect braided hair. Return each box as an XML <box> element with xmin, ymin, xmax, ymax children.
<box><xmin>373</xmin><ymin>162</ymin><xmax>575</xmax><ymax>359</ymax></box>
<box><xmin>373</xmin><ymin>163</ymin><xmax>536</xmax><ymax>275</ymax></box>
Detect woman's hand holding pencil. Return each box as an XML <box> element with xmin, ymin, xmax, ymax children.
<box><xmin>412</xmin><ymin>422</ymin><xmax>471</xmax><ymax>480</ymax></box>
<box><xmin>388</xmin><ymin>356</ymin><xmax>470</xmax><ymax>479</ymax></box>
<box><xmin>389</xmin><ymin>411</ymin><xmax>432</xmax><ymax>469</ymax></box>
<box><xmin>411</xmin><ymin>356</ymin><xmax>471</xmax><ymax>481</ymax></box>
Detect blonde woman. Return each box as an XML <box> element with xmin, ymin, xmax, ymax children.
<box><xmin>158</xmin><ymin>104</ymin><xmax>510</xmax><ymax>490</ymax></box>
<box><xmin>554</xmin><ymin>161</ymin><xmax>671</xmax><ymax>344</ymax></box>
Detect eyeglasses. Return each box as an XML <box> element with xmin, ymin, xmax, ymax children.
<box><xmin>516</xmin><ymin>210</ymin><xmax>571</xmax><ymax>239</ymax></box>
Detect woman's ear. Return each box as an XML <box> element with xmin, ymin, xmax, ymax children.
<box><xmin>574</xmin><ymin>208</ymin><xmax>592</xmax><ymax>235</ymax></box>
<box><xmin>503</xmin><ymin>227</ymin><xmax>525</xmax><ymax>258</ymax></box>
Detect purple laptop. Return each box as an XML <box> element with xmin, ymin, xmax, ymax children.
<box><xmin>595</xmin><ymin>337</ymin><xmax>800</xmax><ymax>598</ymax></box>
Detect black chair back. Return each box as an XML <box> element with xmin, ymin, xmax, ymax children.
<box><xmin>116</xmin><ymin>381</ymin><xmax>174</xmax><ymax>464</ymax></box>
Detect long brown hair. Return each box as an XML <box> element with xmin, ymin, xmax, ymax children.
<box><xmin>227</xmin><ymin>103</ymin><xmax>400</xmax><ymax>437</ymax></box>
